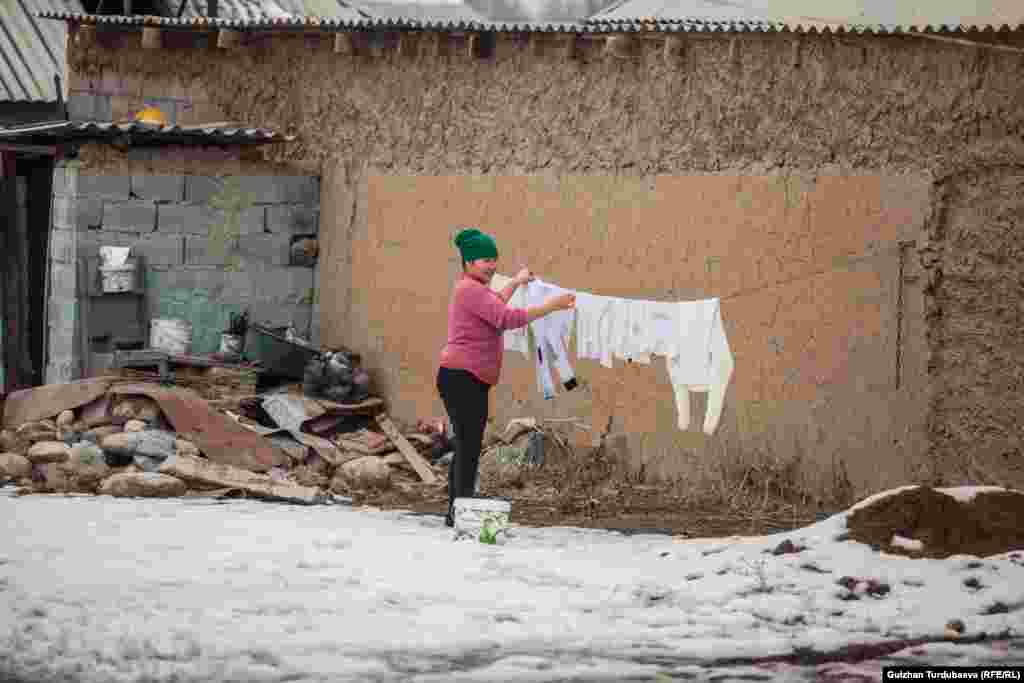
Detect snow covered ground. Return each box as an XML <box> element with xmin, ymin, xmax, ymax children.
<box><xmin>1</xmin><ymin>485</ymin><xmax>1022</xmax><ymax>682</ymax></box>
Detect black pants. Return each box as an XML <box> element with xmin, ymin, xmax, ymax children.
<box><xmin>436</xmin><ymin>367</ymin><xmax>490</xmax><ymax>517</ymax></box>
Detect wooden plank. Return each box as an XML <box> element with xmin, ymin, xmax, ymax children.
<box><xmin>375</xmin><ymin>414</ymin><xmax>436</xmax><ymax>484</ymax></box>
<box><xmin>3</xmin><ymin>378</ymin><xmax>114</xmax><ymax>428</ymax></box>
<box><xmin>159</xmin><ymin>452</ymin><xmax>325</xmax><ymax>505</ymax></box>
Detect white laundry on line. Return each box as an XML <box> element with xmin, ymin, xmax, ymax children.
<box><xmin>491</xmin><ymin>274</ymin><xmax>734</xmax><ymax>434</ymax></box>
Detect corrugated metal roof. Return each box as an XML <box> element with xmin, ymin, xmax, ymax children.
<box><xmin>586</xmin><ymin>0</ymin><xmax>1024</xmax><ymax>29</ymax></box>
<box><xmin>0</xmin><ymin>119</ymin><xmax>292</xmax><ymax>144</ymax></box>
<box><xmin>0</xmin><ymin>0</ymin><xmax>84</xmax><ymax>103</ymax></box>
<box><xmin>356</xmin><ymin>1</ymin><xmax>488</xmax><ymax>23</ymax></box>
<box><xmin>587</xmin><ymin>0</ymin><xmax>779</xmax><ymax>25</ymax></box>
<box><xmin>173</xmin><ymin>0</ymin><xmax>369</xmax><ymax>21</ymax></box>
<box><xmin>37</xmin><ymin>8</ymin><xmax>1024</xmax><ymax>33</ymax></box>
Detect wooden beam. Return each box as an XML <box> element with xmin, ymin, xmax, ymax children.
<box><xmin>216</xmin><ymin>28</ymin><xmax>242</xmax><ymax>49</ymax></box>
<box><xmin>604</xmin><ymin>34</ymin><xmax>640</xmax><ymax>59</ymax></box>
<box><xmin>662</xmin><ymin>34</ymin><xmax>684</xmax><ymax>62</ymax></box>
<box><xmin>791</xmin><ymin>39</ymin><xmax>801</xmax><ymax>67</ymax></box>
<box><xmin>376</xmin><ymin>414</ymin><xmax>437</xmax><ymax>484</ymax></box>
<box><xmin>561</xmin><ymin>34</ymin><xmax>580</xmax><ymax>59</ymax></box>
<box><xmin>141</xmin><ymin>25</ymin><xmax>162</xmax><ymax>49</ymax></box>
<box><xmin>75</xmin><ymin>23</ymin><xmax>97</xmax><ymax>47</ymax></box>
<box><xmin>334</xmin><ymin>32</ymin><xmax>356</xmax><ymax>55</ymax></box>
<box><xmin>396</xmin><ymin>32</ymin><xmax>419</xmax><ymax>58</ymax></box>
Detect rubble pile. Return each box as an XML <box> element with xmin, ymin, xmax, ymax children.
<box><xmin>0</xmin><ymin>376</ymin><xmax>454</xmax><ymax>505</ymax></box>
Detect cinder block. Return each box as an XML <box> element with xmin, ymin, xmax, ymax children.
<box><xmin>184</xmin><ymin>235</ymin><xmax>232</xmax><ymax>266</ymax></box>
<box><xmin>79</xmin><ymin>175</ymin><xmax>131</xmax><ymax>199</ymax></box>
<box><xmin>103</xmin><ymin>200</ymin><xmax>156</xmax><ymax>232</ymax></box>
<box><xmin>49</xmin><ymin>228</ymin><xmax>77</xmax><ymax>264</ymax></box>
<box><xmin>131</xmin><ymin>175</ymin><xmax>185</xmax><ymax>202</ymax></box>
<box><xmin>133</xmin><ymin>234</ymin><xmax>185</xmax><ymax>266</ymax></box>
<box><xmin>222</xmin><ymin>266</ymin><xmax>314</xmax><ymax>306</ymax></box>
<box><xmin>45</xmin><ymin>356</ymin><xmax>81</xmax><ymax>385</ymax></box>
<box><xmin>76</xmin><ymin>198</ymin><xmax>104</xmax><ymax>231</ymax></box>
<box><xmin>66</xmin><ymin>93</ymin><xmax>112</xmax><ymax>122</ymax></box>
<box><xmin>62</xmin><ymin>162</ymin><xmax>80</xmax><ymax>198</ymax></box>
<box><xmin>265</xmin><ymin>205</ymin><xmax>319</xmax><ymax>235</ymax></box>
<box><xmin>236</xmin><ymin>176</ymin><xmax>319</xmax><ymax>205</ymax></box>
<box><xmin>237</xmin><ymin>233</ymin><xmax>291</xmax><ymax>266</ymax></box>
<box><xmin>155</xmin><ymin>203</ymin><xmax>213</xmax><ymax>235</ymax></box>
<box><xmin>50</xmin><ymin>263</ymin><xmax>78</xmax><ymax>298</ymax></box>
<box><xmin>51</xmin><ymin>196</ymin><xmax>76</xmax><ymax>230</ymax></box>
<box><xmin>184</xmin><ymin>175</ymin><xmax>224</xmax><ymax>203</ymax></box>
<box><xmin>52</xmin><ymin>166</ymin><xmax>67</xmax><ymax>195</ymax></box>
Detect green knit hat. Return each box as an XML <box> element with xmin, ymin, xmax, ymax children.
<box><xmin>454</xmin><ymin>228</ymin><xmax>498</xmax><ymax>262</ymax></box>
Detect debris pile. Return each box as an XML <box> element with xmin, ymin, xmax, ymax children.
<box><xmin>0</xmin><ymin>376</ymin><xmax>451</xmax><ymax>505</ymax></box>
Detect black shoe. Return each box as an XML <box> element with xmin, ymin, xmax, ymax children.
<box><xmin>444</xmin><ymin>513</ymin><xmax>454</xmax><ymax>528</ymax></box>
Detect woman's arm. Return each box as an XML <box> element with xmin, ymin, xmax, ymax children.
<box><xmin>497</xmin><ymin>267</ymin><xmax>533</xmax><ymax>302</ymax></box>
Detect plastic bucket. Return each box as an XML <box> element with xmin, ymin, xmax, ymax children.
<box><xmin>150</xmin><ymin>318</ymin><xmax>192</xmax><ymax>355</ymax></box>
<box><xmin>453</xmin><ymin>497</ymin><xmax>512</xmax><ymax>544</ymax></box>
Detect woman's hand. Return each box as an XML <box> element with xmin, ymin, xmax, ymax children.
<box><xmin>514</xmin><ymin>267</ymin><xmax>535</xmax><ymax>286</ymax></box>
<box><xmin>547</xmin><ymin>292</ymin><xmax>576</xmax><ymax>311</ymax></box>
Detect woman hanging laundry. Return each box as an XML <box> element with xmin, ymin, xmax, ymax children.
<box><xmin>436</xmin><ymin>228</ymin><xmax>575</xmax><ymax>527</ymax></box>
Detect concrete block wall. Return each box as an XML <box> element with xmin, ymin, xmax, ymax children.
<box><xmin>66</xmin><ymin>69</ymin><xmax>224</xmax><ymax>127</ymax></box>
<box><xmin>74</xmin><ymin>173</ymin><xmax>320</xmax><ymax>355</ymax></box>
<box><xmin>45</xmin><ymin>161</ymin><xmax>82</xmax><ymax>384</ymax></box>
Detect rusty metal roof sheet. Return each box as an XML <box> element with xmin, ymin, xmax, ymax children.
<box><xmin>0</xmin><ymin>119</ymin><xmax>293</xmax><ymax>144</ymax></box>
<box><xmin>36</xmin><ymin>9</ymin><xmax>1024</xmax><ymax>33</ymax></box>
<box><xmin>0</xmin><ymin>0</ymin><xmax>84</xmax><ymax>102</ymax></box>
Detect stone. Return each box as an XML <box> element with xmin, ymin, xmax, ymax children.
<box><xmin>99</xmin><ymin>472</ymin><xmax>187</xmax><ymax>498</ymax></box>
<box><xmin>100</xmin><ymin>432</ymin><xmax>138</xmax><ymax>456</ymax></box>
<box><xmin>112</xmin><ymin>397</ymin><xmax>161</xmax><ymax>423</ymax></box>
<box><xmin>56</xmin><ymin>410</ymin><xmax>75</xmax><ymax>429</ymax></box>
<box><xmin>0</xmin><ymin>453</ymin><xmax>32</xmax><ymax>481</ymax></box>
<box><xmin>335</xmin><ymin>456</ymin><xmax>391</xmax><ymax>490</ymax></box>
<box><xmin>83</xmin><ymin>425</ymin><xmax>122</xmax><ymax>444</ymax></box>
<box><xmin>26</xmin><ymin>441</ymin><xmax>72</xmax><ymax>465</ymax></box>
<box><xmin>102</xmin><ymin>430</ymin><xmax>177</xmax><ymax>469</ymax></box>
<box><xmin>0</xmin><ymin>430</ymin><xmax>28</xmax><ymax>455</ymax></box>
<box><xmin>60</xmin><ymin>449</ymin><xmax>111</xmax><ymax>492</ymax></box>
<box><xmin>124</xmin><ymin>420</ymin><xmax>148</xmax><ymax>433</ymax></box>
<box><xmin>36</xmin><ymin>463</ymin><xmax>69</xmax><ymax>492</ymax></box>
<box><xmin>69</xmin><ymin>442</ymin><xmax>106</xmax><ymax>467</ymax></box>
<box><xmin>175</xmin><ymin>439</ymin><xmax>200</xmax><ymax>458</ymax></box>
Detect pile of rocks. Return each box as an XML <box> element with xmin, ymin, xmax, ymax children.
<box><xmin>0</xmin><ymin>380</ymin><xmax>450</xmax><ymax>503</ymax></box>
<box><xmin>0</xmin><ymin>398</ymin><xmax>194</xmax><ymax>498</ymax></box>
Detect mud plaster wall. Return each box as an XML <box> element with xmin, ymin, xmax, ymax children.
<box><xmin>69</xmin><ymin>30</ymin><xmax>1024</xmax><ymax>495</ymax></box>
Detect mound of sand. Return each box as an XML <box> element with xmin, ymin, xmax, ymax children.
<box><xmin>846</xmin><ymin>486</ymin><xmax>1024</xmax><ymax>559</ymax></box>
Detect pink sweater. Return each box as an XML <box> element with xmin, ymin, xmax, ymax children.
<box><xmin>439</xmin><ymin>275</ymin><xmax>530</xmax><ymax>385</ymax></box>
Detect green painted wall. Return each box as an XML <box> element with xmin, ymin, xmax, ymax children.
<box><xmin>149</xmin><ymin>287</ymin><xmax>243</xmax><ymax>355</ymax></box>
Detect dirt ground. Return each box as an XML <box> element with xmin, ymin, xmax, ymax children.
<box><xmin>348</xmin><ymin>461</ymin><xmax>829</xmax><ymax>538</ymax></box>
<box><xmin>846</xmin><ymin>486</ymin><xmax>1024</xmax><ymax>559</ymax></box>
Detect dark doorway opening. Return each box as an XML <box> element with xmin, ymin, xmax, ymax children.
<box><xmin>1</xmin><ymin>152</ymin><xmax>55</xmax><ymax>394</ymax></box>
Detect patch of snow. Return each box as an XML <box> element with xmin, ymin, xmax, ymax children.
<box><xmin>1</xmin><ymin>488</ymin><xmax>1023</xmax><ymax>682</ymax></box>
<box><xmin>891</xmin><ymin>535</ymin><xmax>924</xmax><ymax>552</ymax></box>
<box><xmin>937</xmin><ymin>486</ymin><xmax>1012</xmax><ymax>502</ymax></box>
